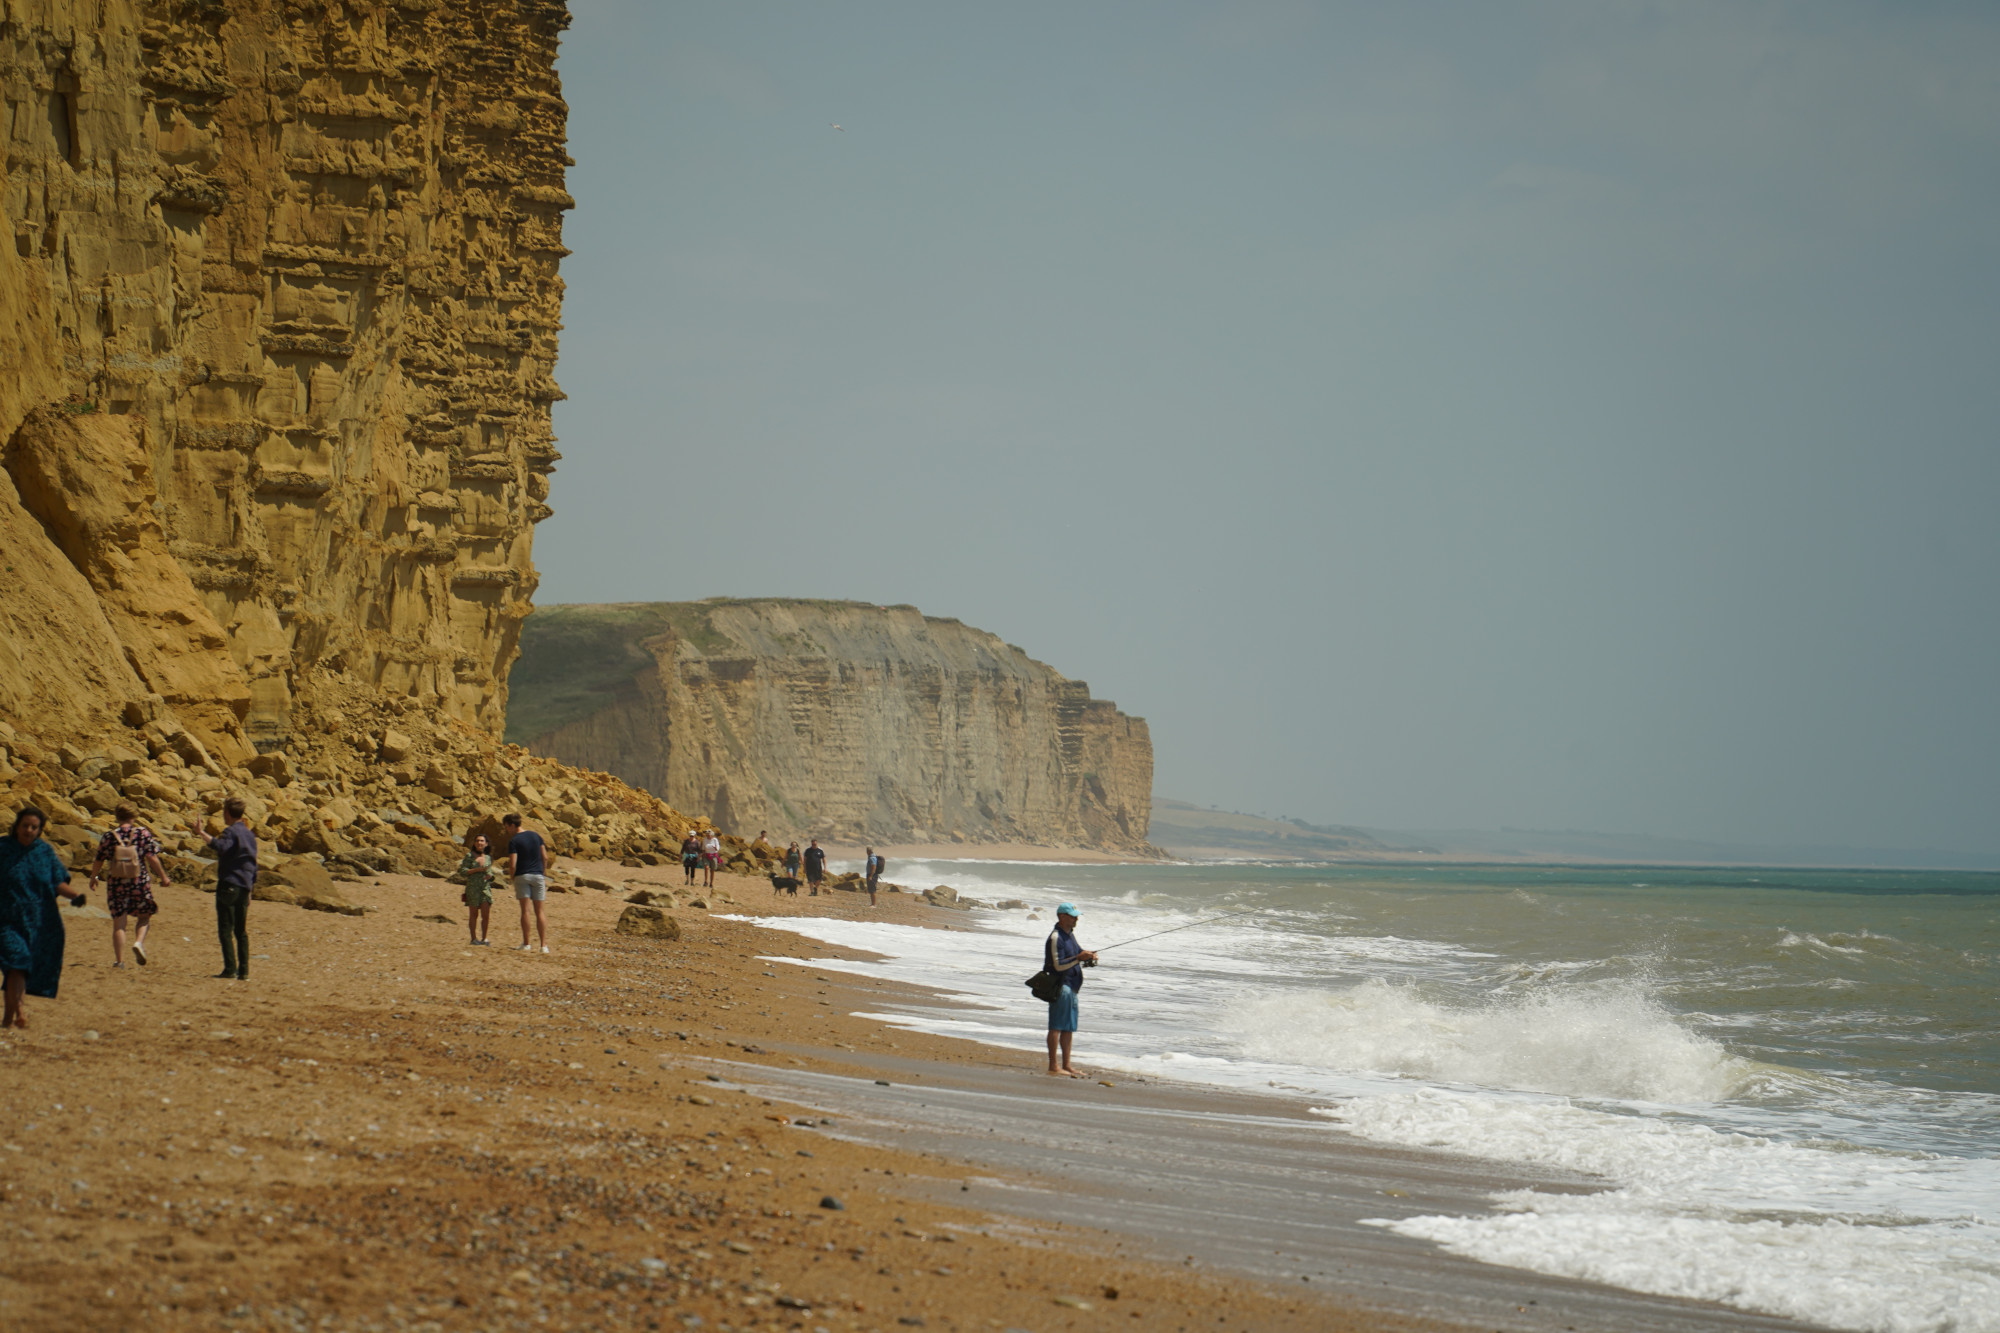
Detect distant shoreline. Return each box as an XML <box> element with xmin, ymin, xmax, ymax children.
<box><xmin>824</xmin><ymin>839</ymin><xmax>2000</xmax><ymax>873</ymax></box>
<box><xmin>815</xmin><ymin>839</ymin><xmax>1159</xmax><ymax>865</ymax></box>
<box><xmin>1152</xmin><ymin>847</ymin><xmax>2000</xmax><ymax>872</ymax></box>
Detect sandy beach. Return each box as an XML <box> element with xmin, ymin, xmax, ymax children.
<box><xmin>0</xmin><ymin>863</ymin><xmax>1821</xmax><ymax>1333</ymax></box>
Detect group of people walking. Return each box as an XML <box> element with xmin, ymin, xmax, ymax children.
<box><xmin>0</xmin><ymin>803</ymin><xmax>570</xmax><ymax>1028</ymax></box>
<box><xmin>3</xmin><ymin>803</ymin><xmax>1109</xmax><ymax>1078</ymax></box>
<box><xmin>764</xmin><ymin>837</ymin><xmax>884</xmax><ymax>905</ymax></box>
<box><xmin>679</xmin><ymin>829</ymin><xmax>723</xmax><ymax>887</ymax></box>
<box><xmin>0</xmin><ymin>797</ymin><xmax>262</xmax><ymax>1027</ymax></box>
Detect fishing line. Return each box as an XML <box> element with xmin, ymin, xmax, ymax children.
<box><xmin>1093</xmin><ymin>906</ymin><xmax>1263</xmax><ymax>952</ymax></box>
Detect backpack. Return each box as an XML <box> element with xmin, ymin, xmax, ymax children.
<box><xmin>871</xmin><ymin>856</ymin><xmax>886</xmax><ymax>878</ymax></box>
<box><xmin>107</xmin><ymin>827</ymin><xmax>142</xmax><ymax>883</ymax></box>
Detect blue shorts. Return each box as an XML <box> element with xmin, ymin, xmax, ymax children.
<box><xmin>1047</xmin><ymin>986</ymin><xmax>1079</xmax><ymax>1033</ymax></box>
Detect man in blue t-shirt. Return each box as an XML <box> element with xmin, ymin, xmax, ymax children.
<box><xmin>502</xmin><ymin>814</ymin><xmax>552</xmax><ymax>953</ymax></box>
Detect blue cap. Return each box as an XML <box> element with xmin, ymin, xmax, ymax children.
<box><xmin>1057</xmin><ymin>902</ymin><xmax>1079</xmax><ymax>918</ymax></box>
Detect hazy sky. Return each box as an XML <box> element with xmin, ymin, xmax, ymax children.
<box><xmin>536</xmin><ymin>1</ymin><xmax>2000</xmax><ymax>856</ymax></box>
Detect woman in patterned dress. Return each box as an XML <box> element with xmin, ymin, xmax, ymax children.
<box><xmin>88</xmin><ymin>803</ymin><xmax>170</xmax><ymax>968</ymax></box>
<box><xmin>458</xmin><ymin>833</ymin><xmax>496</xmax><ymax>945</ymax></box>
<box><xmin>1</xmin><ymin>806</ymin><xmax>87</xmax><ymax>1028</ymax></box>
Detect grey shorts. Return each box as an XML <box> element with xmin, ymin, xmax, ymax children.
<box><xmin>513</xmin><ymin>873</ymin><xmax>548</xmax><ymax>902</ymax></box>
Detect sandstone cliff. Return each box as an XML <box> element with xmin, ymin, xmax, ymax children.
<box><xmin>511</xmin><ymin>600</ymin><xmax>1159</xmax><ymax>855</ymax></box>
<box><xmin>0</xmin><ymin>3</ymin><xmax>709</xmax><ymax>874</ymax></box>
<box><xmin>3</xmin><ymin>0</ymin><xmax>570</xmax><ymax>755</ymax></box>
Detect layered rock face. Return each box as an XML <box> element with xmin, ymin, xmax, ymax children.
<box><xmin>511</xmin><ymin>600</ymin><xmax>1159</xmax><ymax>854</ymax></box>
<box><xmin>0</xmin><ymin>4</ymin><xmax>710</xmax><ymax>873</ymax></box>
<box><xmin>1</xmin><ymin>0</ymin><xmax>570</xmax><ymax>758</ymax></box>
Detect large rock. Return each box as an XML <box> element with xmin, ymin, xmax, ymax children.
<box><xmin>466</xmin><ymin>813</ymin><xmax>553</xmax><ymax>856</ymax></box>
<box><xmin>254</xmin><ymin>861</ymin><xmax>365</xmax><ymax>917</ymax></box>
<box><xmin>511</xmin><ymin>600</ymin><xmax>1159</xmax><ymax>854</ymax></box>
<box><xmin>282</xmin><ymin>822</ymin><xmax>355</xmax><ymax>860</ymax></box>
<box><xmin>163</xmin><ymin>854</ymin><xmax>216</xmax><ymax>885</ymax></box>
<box><xmin>614</xmin><ymin>905</ymin><xmax>681</xmax><ymax>940</ymax></box>
<box><xmin>41</xmin><ymin>823</ymin><xmax>102</xmax><ymax>870</ymax></box>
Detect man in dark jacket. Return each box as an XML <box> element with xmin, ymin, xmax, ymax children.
<box><xmin>190</xmin><ymin>797</ymin><xmax>257</xmax><ymax>980</ymax></box>
<box><xmin>1044</xmin><ymin>903</ymin><xmax>1098</xmax><ymax>1076</ymax></box>
<box><xmin>802</xmin><ymin>840</ymin><xmax>827</xmax><ymax>896</ymax></box>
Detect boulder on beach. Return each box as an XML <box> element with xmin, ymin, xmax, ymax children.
<box><xmin>615</xmin><ymin>905</ymin><xmax>681</xmax><ymax>940</ymax></box>
<box><xmin>254</xmin><ymin>860</ymin><xmax>367</xmax><ymax>916</ymax></box>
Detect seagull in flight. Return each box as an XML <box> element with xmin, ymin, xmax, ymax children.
<box><xmin>831</xmin><ymin>123</ymin><xmax>843</xmax><ymax>130</ymax></box>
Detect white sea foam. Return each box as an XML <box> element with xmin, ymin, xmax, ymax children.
<box><xmin>1322</xmin><ymin>1090</ymin><xmax>2000</xmax><ymax>1333</ymax></box>
<box><xmin>729</xmin><ymin>869</ymin><xmax>2000</xmax><ymax>1333</ymax></box>
<box><xmin>1221</xmin><ymin>978</ymin><xmax>1760</xmax><ymax>1103</ymax></box>
<box><xmin>1386</xmin><ymin>1211</ymin><xmax>2000</xmax><ymax>1333</ymax></box>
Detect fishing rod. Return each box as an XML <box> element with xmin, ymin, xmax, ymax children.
<box><xmin>1091</xmin><ymin>906</ymin><xmax>1263</xmax><ymax>953</ymax></box>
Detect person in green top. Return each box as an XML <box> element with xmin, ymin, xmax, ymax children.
<box><xmin>458</xmin><ymin>833</ymin><xmax>497</xmax><ymax>946</ymax></box>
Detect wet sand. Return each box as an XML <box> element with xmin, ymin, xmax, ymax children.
<box><xmin>0</xmin><ymin>864</ymin><xmax>1824</xmax><ymax>1333</ymax></box>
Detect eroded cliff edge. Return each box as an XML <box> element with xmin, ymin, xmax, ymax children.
<box><xmin>0</xmin><ymin>2</ymin><xmax>706</xmax><ymax>872</ymax></box>
<box><xmin>510</xmin><ymin>600</ymin><xmax>1160</xmax><ymax>855</ymax></box>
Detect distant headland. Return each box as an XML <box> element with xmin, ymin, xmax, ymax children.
<box><xmin>508</xmin><ymin>599</ymin><xmax>1161</xmax><ymax>856</ymax></box>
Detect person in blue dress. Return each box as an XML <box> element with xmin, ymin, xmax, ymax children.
<box><xmin>1</xmin><ymin>806</ymin><xmax>88</xmax><ymax>1029</ymax></box>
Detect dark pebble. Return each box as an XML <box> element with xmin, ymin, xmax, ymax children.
<box><xmin>819</xmin><ymin>1195</ymin><xmax>845</xmax><ymax>1210</ymax></box>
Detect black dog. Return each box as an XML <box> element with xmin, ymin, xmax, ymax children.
<box><xmin>769</xmin><ymin>873</ymin><xmax>801</xmax><ymax>896</ymax></box>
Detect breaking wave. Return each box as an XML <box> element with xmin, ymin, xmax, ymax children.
<box><xmin>1220</xmin><ymin>978</ymin><xmax>1760</xmax><ymax>1103</ymax></box>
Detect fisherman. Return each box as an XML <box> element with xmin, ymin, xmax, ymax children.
<box><xmin>1043</xmin><ymin>903</ymin><xmax>1098</xmax><ymax>1077</ymax></box>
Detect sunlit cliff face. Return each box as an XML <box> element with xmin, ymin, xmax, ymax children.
<box><xmin>1</xmin><ymin>0</ymin><xmax>574</xmax><ymax>754</ymax></box>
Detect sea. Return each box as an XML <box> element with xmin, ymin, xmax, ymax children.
<box><xmin>737</xmin><ymin>859</ymin><xmax>2000</xmax><ymax>1333</ymax></box>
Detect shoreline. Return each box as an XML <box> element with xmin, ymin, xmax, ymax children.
<box><xmin>0</xmin><ymin>861</ymin><xmax>1410</xmax><ymax>1332</ymax></box>
<box><xmin>0</xmin><ymin>862</ymin><xmax>1823</xmax><ymax>1333</ymax></box>
<box><xmin>816</xmin><ymin>841</ymin><xmax>1162</xmax><ymax>865</ymax></box>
